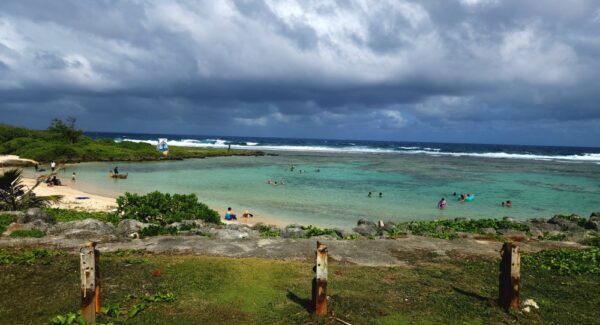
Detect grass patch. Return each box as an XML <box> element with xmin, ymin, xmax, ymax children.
<box><xmin>0</xmin><ymin>213</ymin><xmax>17</xmax><ymax>233</ymax></box>
<box><xmin>0</xmin><ymin>248</ymin><xmax>599</xmax><ymax>323</ymax></box>
<box><xmin>9</xmin><ymin>229</ymin><xmax>46</xmax><ymax>238</ymax></box>
<box><xmin>523</xmin><ymin>247</ymin><xmax>600</xmax><ymax>275</ymax></box>
<box><xmin>44</xmin><ymin>208</ymin><xmax>120</xmax><ymax>225</ymax></box>
<box><xmin>397</xmin><ymin>218</ymin><xmax>530</xmax><ymax>239</ymax></box>
<box><xmin>301</xmin><ymin>225</ymin><xmax>337</xmax><ymax>237</ymax></box>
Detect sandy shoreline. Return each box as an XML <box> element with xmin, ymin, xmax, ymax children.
<box><xmin>23</xmin><ymin>176</ymin><xmax>282</xmax><ymax>226</ymax></box>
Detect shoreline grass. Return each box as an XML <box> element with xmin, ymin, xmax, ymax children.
<box><xmin>0</xmin><ymin>248</ymin><xmax>598</xmax><ymax>324</ymax></box>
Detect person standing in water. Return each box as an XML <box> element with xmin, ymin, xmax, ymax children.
<box><xmin>113</xmin><ymin>166</ymin><xmax>119</xmax><ymax>174</ymax></box>
<box><xmin>379</xmin><ymin>192</ymin><xmax>383</xmax><ymax>198</ymax></box>
<box><xmin>50</xmin><ymin>161</ymin><xmax>56</xmax><ymax>172</ymax></box>
<box><xmin>438</xmin><ymin>198</ymin><xmax>447</xmax><ymax>209</ymax></box>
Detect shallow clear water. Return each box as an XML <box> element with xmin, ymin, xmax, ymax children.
<box><xmin>54</xmin><ymin>152</ymin><xmax>600</xmax><ymax>228</ymax></box>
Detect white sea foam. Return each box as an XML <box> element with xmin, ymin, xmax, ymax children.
<box><xmin>122</xmin><ymin>138</ymin><xmax>600</xmax><ymax>162</ymax></box>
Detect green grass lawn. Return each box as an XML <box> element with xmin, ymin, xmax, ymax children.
<box><xmin>0</xmin><ymin>249</ymin><xmax>598</xmax><ymax>324</ymax></box>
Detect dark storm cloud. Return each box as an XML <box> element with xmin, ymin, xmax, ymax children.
<box><xmin>0</xmin><ymin>0</ymin><xmax>599</xmax><ymax>146</ymax></box>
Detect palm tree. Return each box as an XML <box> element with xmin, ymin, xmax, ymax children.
<box><xmin>0</xmin><ymin>168</ymin><xmax>62</xmax><ymax>211</ymax></box>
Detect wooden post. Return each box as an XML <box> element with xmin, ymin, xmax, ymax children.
<box><xmin>499</xmin><ymin>242</ymin><xmax>520</xmax><ymax>311</ymax></box>
<box><xmin>80</xmin><ymin>241</ymin><xmax>99</xmax><ymax>324</ymax></box>
<box><xmin>312</xmin><ymin>241</ymin><xmax>328</xmax><ymax>316</ymax></box>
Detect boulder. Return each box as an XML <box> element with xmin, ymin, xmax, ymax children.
<box><xmin>116</xmin><ymin>219</ymin><xmax>150</xmax><ymax>237</ymax></box>
<box><xmin>480</xmin><ymin>228</ymin><xmax>497</xmax><ymax>235</ymax></box>
<box><xmin>585</xmin><ymin>214</ymin><xmax>600</xmax><ymax>231</ymax></box>
<box><xmin>548</xmin><ymin>215</ymin><xmax>584</xmax><ymax>231</ymax></box>
<box><xmin>334</xmin><ymin>228</ymin><xmax>355</xmax><ymax>239</ymax></box>
<box><xmin>48</xmin><ymin>218</ymin><xmax>115</xmax><ymax>239</ymax></box>
<box><xmin>2</xmin><ymin>220</ymin><xmax>50</xmax><ymax>236</ymax></box>
<box><xmin>353</xmin><ymin>224</ymin><xmax>377</xmax><ymax>237</ymax></box>
<box><xmin>383</xmin><ymin>221</ymin><xmax>396</xmax><ymax>232</ymax></box>
<box><xmin>17</xmin><ymin>208</ymin><xmax>55</xmax><ymax>224</ymax></box>
<box><xmin>281</xmin><ymin>225</ymin><xmax>306</xmax><ymax>238</ymax></box>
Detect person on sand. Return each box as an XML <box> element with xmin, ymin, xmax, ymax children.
<box><xmin>224</xmin><ymin>207</ymin><xmax>237</xmax><ymax>220</ymax></box>
<box><xmin>438</xmin><ymin>198</ymin><xmax>447</xmax><ymax>209</ymax></box>
<box><xmin>242</xmin><ymin>210</ymin><xmax>254</xmax><ymax>218</ymax></box>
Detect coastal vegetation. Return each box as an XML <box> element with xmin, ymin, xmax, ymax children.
<box><xmin>0</xmin><ymin>168</ymin><xmax>61</xmax><ymax>211</ymax></box>
<box><xmin>116</xmin><ymin>191</ymin><xmax>221</xmax><ymax>225</ymax></box>
<box><xmin>0</xmin><ymin>120</ymin><xmax>262</xmax><ymax>163</ymax></box>
<box><xmin>0</xmin><ymin>247</ymin><xmax>598</xmax><ymax>323</ymax></box>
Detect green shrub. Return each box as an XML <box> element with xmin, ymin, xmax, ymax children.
<box><xmin>254</xmin><ymin>224</ymin><xmax>281</xmax><ymax>237</ymax></box>
<box><xmin>116</xmin><ymin>191</ymin><xmax>220</xmax><ymax>225</ymax></box>
<box><xmin>138</xmin><ymin>225</ymin><xmax>179</xmax><ymax>238</ymax></box>
<box><xmin>302</xmin><ymin>225</ymin><xmax>337</xmax><ymax>238</ymax></box>
<box><xmin>9</xmin><ymin>229</ymin><xmax>46</xmax><ymax>238</ymax></box>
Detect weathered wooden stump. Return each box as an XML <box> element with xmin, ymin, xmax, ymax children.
<box><xmin>312</xmin><ymin>241</ymin><xmax>328</xmax><ymax>316</ymax></box>
<box><xmin>499</xmin><ymin>242</ymin><xmax>520</xmax><ymax>311</ymax></box>
<box><xmin>80</xmin><ymin>241</ymin><xmax>100</xmax><ymax>324</ymax></box>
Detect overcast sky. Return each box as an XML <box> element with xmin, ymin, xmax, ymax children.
<box><xmin>1</xmin><ymin>0</ymin><xmax>599</xmax><ymax>146</ymax></box>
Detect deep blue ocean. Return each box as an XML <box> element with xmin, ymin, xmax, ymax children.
<box><xmin>86</xmin><ymin>131</ymin><xmax>600</xmax><ymax>163</ymax></box>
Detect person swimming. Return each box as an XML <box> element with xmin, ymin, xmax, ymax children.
<box><xmin>506</xmin><ymin>200</ymin><xmax>512</xmax><ymax>207</ymax></box>
<box><xmin>379</xmin><ymin>192</ymin><xmax>383</xmax><ymax>198</ymax></box>
<box><xmin>368</xmin><ymin>191</ymin><xmax>372</xmax><ymax>198</ymax></box>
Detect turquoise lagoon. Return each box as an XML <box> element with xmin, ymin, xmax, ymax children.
<box><xmin>61</xmin><ymin>152</ymin><xmax>600</xmax><ymax>228</ymax></box>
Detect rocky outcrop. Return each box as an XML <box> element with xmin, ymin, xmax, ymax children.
<box><xmin>585</xmin><ymin>213</ymin><xmax>600</xmax><ymax>231</ymax></box>
<box><xmin>1</xmin><ymin>220</ymin><xmax>50</xmax><ymax>236</ymax></box>
<box><xmin>48</xmin><ymin>219</ymin><xmax>116</xmax><ymax>239</ymax></box>
<box><xmin>281</xmin><ymin>224</ymin><xmax>307</xmax><ymax>238</ymax></box>
<box><xmin>116</xmin><ymin>219</ymin><xmax>150</xmax><ymax>237</ymax></box>
<box><xmin>17</xmin><ymin>208</ymin><xmax>56</xmax><ymax>224</ymax></box>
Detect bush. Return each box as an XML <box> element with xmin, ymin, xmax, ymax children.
<box><xmin>302</xmin><ymin>225</ymin><xmax>337</xmax><ymax>237</ymax></box>
<box><xmin>116</xmin><ymin>191</ymin><xmax>220</xmax><ymax>225</ymax></box>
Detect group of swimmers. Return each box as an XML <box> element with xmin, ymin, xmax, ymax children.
<box><xmin>266</xmin><ymin>179</ymin><xmax>285</xmax><ymax>186</ymax></box>
<box><xmin>290</xmin><ymin>165</ymin><xmax>319</xmax><ymax>173</ymax></box>
<box><xmin>367</xmin><ymin>191</ymin><xmax>384</xmax><ymax>198</ymax></box>
<box><xmin>436</xmin><ymin>192</ymin><xmax>513</xmax><ymax>209</ymax></box>
<box><xmin>224</xmin><ymin>207</ymin><xmax>254</xmax><ymax>221</ymax></box>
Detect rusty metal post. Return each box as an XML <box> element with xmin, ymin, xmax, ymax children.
<box><xmin>80</xmin><ymin>241</ymin><xmax>98</xmax><ymax>324</ymax></box>
<box><xmin>312</xmin><ymin>241</ymin><xmax>328</xmax><ymax>316</ymax></box>
<box><xmin>499</xmin><ymin>242</ymin><xmax>520</xmax><ymax>311</ymax></box>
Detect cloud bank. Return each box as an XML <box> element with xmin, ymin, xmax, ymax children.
<box><xmin>1</xmin><ymin>0</ymin><xmax>599</xmax><ymax>146</ymax></box>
